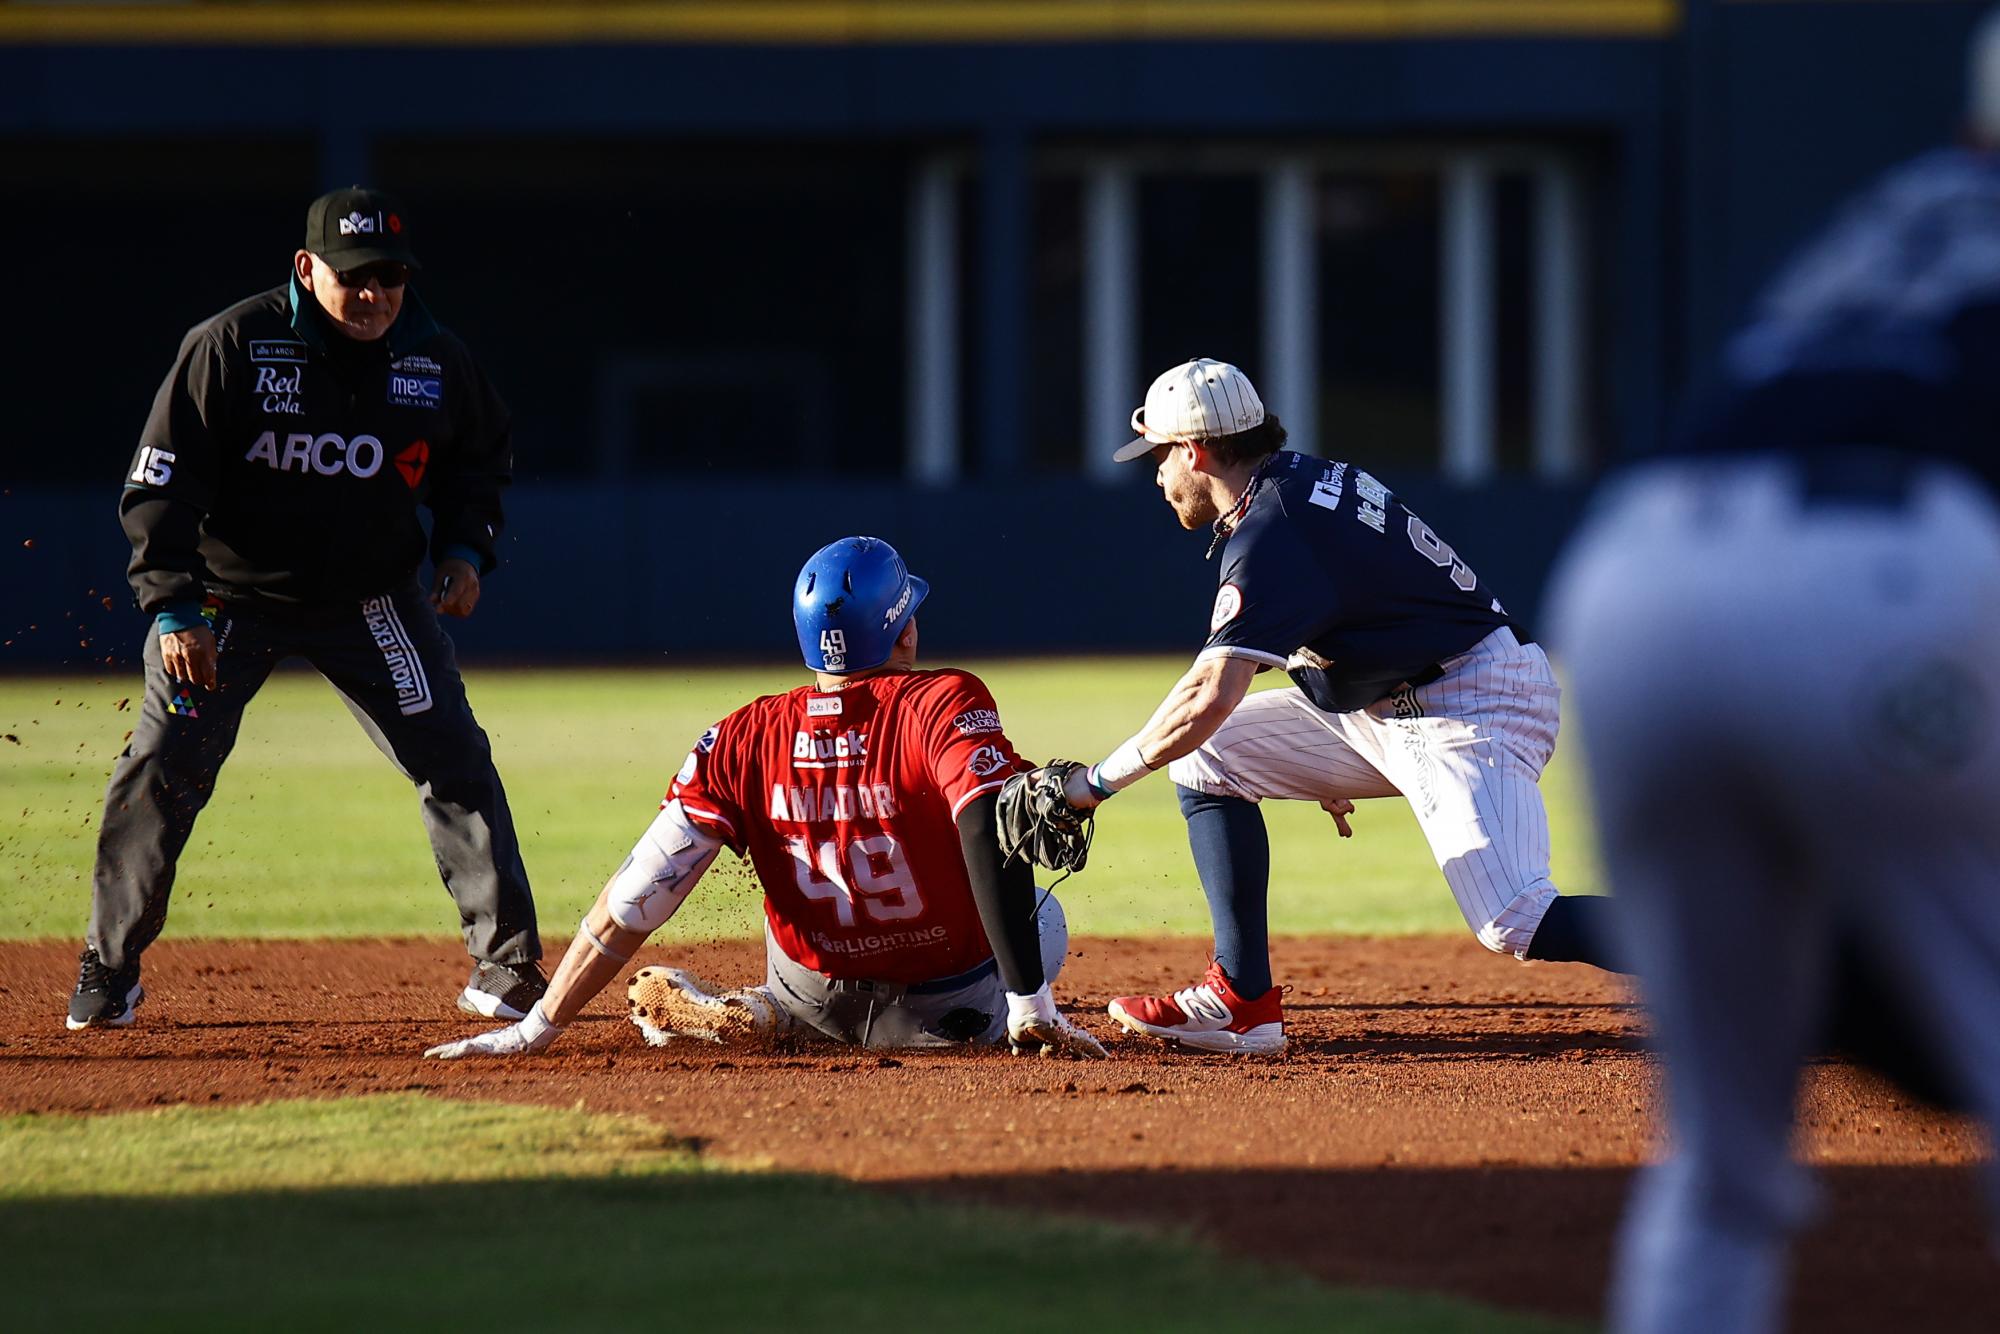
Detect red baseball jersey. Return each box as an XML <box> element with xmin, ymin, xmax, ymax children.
<box><xmin>666</xmin><ymin>668</ymin><xmax>1030</xmax><ymax>983</ymax></box>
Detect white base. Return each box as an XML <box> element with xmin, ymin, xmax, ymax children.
<box><xmin>456</xmin><ymin>986</ymin><xmax>528</xmax><ymax>1022</ymax></box>
<box><xmin>627</xmin><ymin>1013</ymin><xmax>722</xmax><ymax>1047</ymax></box>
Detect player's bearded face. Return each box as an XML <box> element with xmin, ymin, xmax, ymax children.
<box><xmin>1153</xmin><ymin>441</ymin><xmax>1217</xmax><ymax>529</ymax></box>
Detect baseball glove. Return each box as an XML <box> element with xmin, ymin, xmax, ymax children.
<box><xmin>997</xmin><ymin>760</ymin><xmax>1095</xmax><ymax>874</ymax></box>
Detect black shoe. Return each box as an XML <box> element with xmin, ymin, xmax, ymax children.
<box><xmin>458</xmin><ymin>959</ymin><xmax>547</xmax><ymax>1021</ymax></box>
<box><xmin>67</xmin><ymin>947</ymin><xmax>143</xmax><ymax>1031</ymax></box>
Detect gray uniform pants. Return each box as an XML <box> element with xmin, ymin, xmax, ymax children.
<box><xmin>87</xmin><ymin>583</ymin><xmax>540</xmax><ymax>971</ymax></box>
<box><xmin>1551</xmin><ymin>456</ymin><xmax>2000</xmax><ymax>1334</ymax></box>
<box><xmin>761</xmin><ymin>892</ymin><xmax>1069</xmax><ymax>1050</ymax></box>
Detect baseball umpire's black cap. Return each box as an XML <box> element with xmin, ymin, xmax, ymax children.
<box><xmin>304</xmin><ymin>186</ymin><xmax>422</xmax><ymax>270</ymax></box>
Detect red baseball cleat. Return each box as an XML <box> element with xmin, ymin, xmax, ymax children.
<box><xmin>1107</xmin><ymin>960</ymin><xmax>1285</xmax><ymax>1054</ymax></box>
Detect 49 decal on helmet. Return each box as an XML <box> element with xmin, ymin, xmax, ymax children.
<box><xmin>792</xmin><ymin>537</ymin><xmax>929</xmax><ymax>674</ymax></box>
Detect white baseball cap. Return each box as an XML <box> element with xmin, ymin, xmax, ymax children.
<box><xmin>1113</xmin><ymin>357</ymin><xmax>1267</xmax><ymax>462</ymax></box>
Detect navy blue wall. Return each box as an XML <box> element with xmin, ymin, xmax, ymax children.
<box><xmin>0</xmin><ymin>31</ymin><xmax>1676</xmax><ymax>478</ymax></box>
<box><xmin>0</xmin><ymin>475</ymin><xmax>1587</xmax><ymax>669</ymax></box>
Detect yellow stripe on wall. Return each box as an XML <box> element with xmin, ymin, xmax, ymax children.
<box><xmin>0</xmin><ymin>1</ymin><xmax>1680</xmax><ymax>47</ymax></box>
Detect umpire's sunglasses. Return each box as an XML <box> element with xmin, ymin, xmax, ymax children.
<box><xmin>332</xmin><ymin>262</ymin><xmax>411</xmax><ymax>290</ymax></box>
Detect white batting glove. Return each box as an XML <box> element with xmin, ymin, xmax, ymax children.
<box><xmin>423</xmin><ymin>999</ymin><xmax>563</xmax><ymax>1059</ymax></box>
<box><xmin>1006</xmin><ymin>984</ymin><xmax>1106</xmax><ymax>1059</ymax></box>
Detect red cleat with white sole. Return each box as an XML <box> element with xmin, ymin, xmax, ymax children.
<box><xmin>1107</xmin><ymin>960</ymin><xmax>1285</xmax><ymax>1054</ymax></box>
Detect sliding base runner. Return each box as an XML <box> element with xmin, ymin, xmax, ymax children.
<box><xmin>425</xmin><ymin>537</ymin><xmax>1103</xmax><ymax>1062</ymax></box>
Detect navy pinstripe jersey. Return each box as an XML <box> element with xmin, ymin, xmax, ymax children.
<box><xmin>1201</xmin><ymin>451</ymin><xmax>1513</xmax><ymax>713</ymax></box>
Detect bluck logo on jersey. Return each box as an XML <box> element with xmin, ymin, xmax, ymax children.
<box><xmin>793</xmin><ymin>728</ymin><xmax>868</xmax><ymax>765</ymax></box>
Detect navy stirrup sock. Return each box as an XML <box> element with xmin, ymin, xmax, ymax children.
<box><xmin>1177</xmin><ymin>784</ymin><xmax>1273</xmax><ymax>997</ymax></box>
<box><xmin>1523</xmin><ymin>893</ymin><xmax>1625</xmax><ymax>972</ymax></box>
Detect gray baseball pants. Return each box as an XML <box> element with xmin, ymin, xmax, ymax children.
<box><xmin>761</xmin><ymin>892</ymin><xmax>1069</xmax><ymax>1049</ymax></box>
<box><xmin>1551</xmin><ymin>455</ymin><xmax>2000</xmax><ymax>1334</ymax></box>
<box><xmin>87</xmin><ymin>582</ymin><xmax>540</xmax><ymax>971</ymax></box>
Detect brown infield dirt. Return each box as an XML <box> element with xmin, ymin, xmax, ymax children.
<box><xmin>2</xmin><ymin>933</ymin><xmax>1994</xmax><ymax>1332</ymax></box>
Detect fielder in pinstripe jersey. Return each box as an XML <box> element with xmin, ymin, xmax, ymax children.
<box><xmin>1056</xmin><ymin>358</ymin><xmax>1619</xmax><ymax>1054</ymax></box>
<box><xmin>67</xmin><ymin>187</ymin><xmax>547</xmax><ymax>1032</ymax></box>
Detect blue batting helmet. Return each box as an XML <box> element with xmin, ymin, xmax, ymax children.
<box><xmin>793</xmin><ymin>536</ymin><xmax>929</xmax><ymax>674</ymax></box>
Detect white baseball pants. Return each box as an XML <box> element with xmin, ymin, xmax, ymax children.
<box><xmin>1169</xmin><ymin>626</ymin><xmax>1564</xmax><ymax>957</ymax></box>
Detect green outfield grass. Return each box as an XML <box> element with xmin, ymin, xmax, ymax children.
<box><xmin>0</xmin><ymin>660</ymin><xmax>1602</xmax><ymax>942</ymax></box>
<box><xmin>0</xmin><ymin>1094</ymin><xmax>1583</xmax><ymax>1334</ymax></box>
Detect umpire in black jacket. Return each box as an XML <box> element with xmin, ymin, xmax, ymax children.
<box><xmin>69</xmin><ymin>187</ymin><xmax>545</xmax><ymax>1030</ymax></box>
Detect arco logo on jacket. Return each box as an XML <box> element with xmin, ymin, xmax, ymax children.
<box><xmin>395</xmin><ymin>440</ymin><xmax>430</xmax><ymax>489</ymax></box>
<box><xmin>244</xmin><ymin>430</ymin><xmax>384</xmax><ymax>478</ymax></box>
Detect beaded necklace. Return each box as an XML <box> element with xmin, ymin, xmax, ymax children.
<box><xmin>1205</xmin><ymin>454</ymin><xmax>1279</xmax><ymax>561</ymax></box>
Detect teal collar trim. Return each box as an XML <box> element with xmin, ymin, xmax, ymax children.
<box><xmin>287</xmin><ymin>271</ymin><xmax>441</xmax><ymax>356</ymax></box>
<box><xmin>286</xmin><ymin>273</ymin><xmax>329</xmax><ymax>351</ymax></box>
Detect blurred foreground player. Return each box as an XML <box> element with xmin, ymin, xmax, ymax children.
<box><xmin>1551</xmin><ymin>20</ymin><xmax>2000</xmax><ymax>1332</ymax></box>
<box><xmin>1058</xmin><ymin>358</ymin><xmax>1618</xmax><ymax>1055</ymax></box>
<box><xmin>425</xmin><ymin>537</ymin><xmax>1102</xmax><ymax>1060</ymax></box>
<box><xmin>72</xmin><ymin>186</ymin><xmax>543</xmax><ymax>1030</ymax></box>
